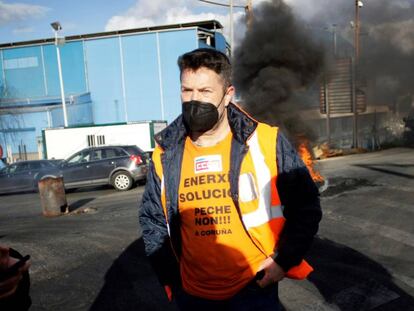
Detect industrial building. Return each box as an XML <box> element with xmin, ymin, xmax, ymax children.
<box><xmin>0</xmin><ymin>20</ymin><xmax>227</xmax><ymax>161</ymax></box>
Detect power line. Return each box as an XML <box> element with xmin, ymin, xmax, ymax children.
<box><xmin>198</xmin><ymin>0</ymin><xmax>246</xmax><ymax>9</ymax></box>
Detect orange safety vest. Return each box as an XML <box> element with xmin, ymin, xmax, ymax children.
<box><xmin>239</xmin><ymin>122</ymin><xmax>313</xmax><ymax>279</ymax></box>
<box><xmin>151</xmin><ymin>122</ymin><xmax>313</xmax><ymax>280</ymax></box>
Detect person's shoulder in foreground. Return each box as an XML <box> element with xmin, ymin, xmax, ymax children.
<box><xmin>0</xmin><ymin>245</ymin><xmax>32</xmax><ymax>310</ymax></box>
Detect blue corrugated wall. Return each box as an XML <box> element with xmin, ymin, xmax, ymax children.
<box><xmin>0</xmin><ymin>27</ymin><xmax>217</xmax><ymax>156</ymax></box>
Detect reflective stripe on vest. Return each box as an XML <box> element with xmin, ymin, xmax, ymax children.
<box><xmin>242</xmin><ymin>130</ymin><xmax>284</xmax><ymax>230</ymax></box>
<box><xmin>241</xmin><ymin>123</ymin><xmax>313</xmax><ymax>280</ymax></box>
<box><xmin>152</xmin><ymin>146</ymin><xmax>170</xmax><ymax>236</ymax></box>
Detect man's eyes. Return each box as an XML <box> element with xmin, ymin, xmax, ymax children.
<box><xmin>181</xmin><ymin>89</ymin><xmax>212</xmax><ymax>94</ymax></box>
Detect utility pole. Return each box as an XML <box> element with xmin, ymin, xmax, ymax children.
<box><xmin>352</xmin><ymin>0</ymin><xmax>362</xmax><ymax>148</ymax></box>
<box><xmin>230</xmin><ymin>0</ymin><xmax>234</xmax><ymax>53</ymax></box>
<box><xmin>354</xmin><ymin>1</ymin><xmax>361</xmax><ymax>61</ymax></box>
<box><xmin>245</xmin><ymin>0</ymin><xmax>253</xmax><ymax>29</ymax></box>
<box><xmin>51</xmin><ymin>21</ymin><xmax>68</xmax><ymax>127</ymax></box>
<box><xmin>324</xmin><ymin>73</ymin><xmax>331</xmax><ymax>147</ymax></box>
<box><xmin>332</xmin><ymin>24</ymin><xmax>337</xmax><ymax>56</ymax></box>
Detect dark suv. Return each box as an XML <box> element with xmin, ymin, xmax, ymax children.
<box><xmin>58</xmin><ymin>145</ymin><xmax>149</xmax><ymax>191</ymax></box>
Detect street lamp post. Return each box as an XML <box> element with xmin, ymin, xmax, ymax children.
<box><xmin>354</xmin><ymin>1</ymin><xmax>362</xmax><ymax>61</ymax></box>
<box><xmin>245</xmin><ymin>0</ymin><xmax>253</xmax><ymax>29</ymax></box>
<box><xmin>50</xmin><ymin>21</ymin><xmax>68</xmax><ymax>127</ymax></box>
<box><xmin>230</xmin><ymin>0</ymin><xmax>234</xmax><ymax>53</ymax></box>
<box><xmin>352</xmin><ymin>1</ymin><xmax>363</xmax><ymax>148</ymax></box>
<box><xmin>332</xmin><ymin>23</ymin><xmax>337</xmax><ymax>56</ymax></box>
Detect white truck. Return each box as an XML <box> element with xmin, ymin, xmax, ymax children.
<box><xmin>42</xmin><ymin>121</ymin><xmax>167</xmax><ymax>160</ymax></box>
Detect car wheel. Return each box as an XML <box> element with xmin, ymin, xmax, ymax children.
<box><xmin>112</xmin><ymin>171</ymin><xmax>133</xmax><ymax>191</ymax></box>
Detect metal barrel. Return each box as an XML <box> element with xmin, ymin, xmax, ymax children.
<box><xmin>38</xmin><ymin>176</ymin><xmax>67</xmax><ymax>217</ymax></box>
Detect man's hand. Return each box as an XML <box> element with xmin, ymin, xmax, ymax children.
<box><xmin>256</xmin><ymin>256</ymin><xmax>285</xmax><ymax>288</ymax></box>
<box><xmin>0</xmin><ymin>246</ymin><xmax>31</xmax><ymax>299</ymax></box>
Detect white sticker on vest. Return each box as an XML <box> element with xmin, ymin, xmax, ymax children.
<box><xmin>238</xmin><ymin>172</ymin><xmax>258</xmax><ymax>202</ymax></box>
<box><xmin>194</xmin><ymin>155</ymin><xmax>222</xmax><ymax>174</ymax></box>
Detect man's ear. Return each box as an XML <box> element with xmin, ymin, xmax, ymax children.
<box><xmin>225</xmin><ymin>85</ymin><xmax>235</xmax><ymax>106</ymax></box>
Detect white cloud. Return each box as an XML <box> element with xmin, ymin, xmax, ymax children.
<box><xmin>105</xmin><ymin>0</ymin><xmax>244</xmax><ymax>44</ymax></box>
<box><xmin>0</xmin><ymin>1</ymin><xmax>50</xmax><ymax>25</ymax></box>
<box><xmin>105</xmin><ymin>0</ymin><xmax>194</xmax><ymax>31</ymax></box>
<box><xmin>12</xmin><ymin>26</ymin><xmax>34</xmax><ymax>34</ymax></box>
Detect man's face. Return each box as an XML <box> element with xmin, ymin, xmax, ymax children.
<box><xmin>180</xmin><ymin>67</ymin><xmax>234</xmax><ymax>110</ymax></box>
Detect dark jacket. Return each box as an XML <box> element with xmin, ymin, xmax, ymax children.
<box><xmin>0</xmin><ymin>248</ymin><xmax>31</xmax><ymax>311</ymax></box>
<box><xmin>139</xmin><ymin>103</ymin><xmax>322</xmax><ymax>287</ymax></box>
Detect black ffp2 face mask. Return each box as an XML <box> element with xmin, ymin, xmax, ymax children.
<box><xmin>182</xmin><ymin>100</ymin><xmax>220</xmax><ymax>133</ymax></box>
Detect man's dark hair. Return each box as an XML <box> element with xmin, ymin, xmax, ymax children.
<box><xmin>177</xmin><ymin>48</ymin><xmax>232</xmax><ymax>87</ymax></box>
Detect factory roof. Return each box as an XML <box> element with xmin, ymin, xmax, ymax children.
<box><xmin>0</xmin><ymin>20</ymin><xmax>223</xmax><ymax>49</ymax></box>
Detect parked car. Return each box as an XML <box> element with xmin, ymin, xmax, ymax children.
<box><xmin>0</xmin><ymin>160</ymin><xmax>59</xmax><ymax>194</ymax></box>
<box><xmin>57</xmin><ymin>145</ymin><xmax>149</xmax><ymax>191</ymax></box>
<box><xmin>0</xmin><ymin>145</ymin><xmax>149</xmax><ymax>195</ymax></box>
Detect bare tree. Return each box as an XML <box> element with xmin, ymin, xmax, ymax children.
<box><xmin>0</xmin><ymin>82</ymin><xmax>24</xmax><ymax>161</ymax></box>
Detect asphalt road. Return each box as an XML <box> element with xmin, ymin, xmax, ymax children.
<box><xmin>0</xmin><ymin>147</ymin><xmax>413</xmax><ymax>311</ymax></box>
<box><xmin>0</xmin><ymin>185</ymin><xmax>175</xmax><ymax>311</ymax></box>
<box><xmin>284</xmin><ymin>147</ymin><xmax>414</xmax><ymax>311</ymax></box>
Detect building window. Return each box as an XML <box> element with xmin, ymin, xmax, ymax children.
<box><xmin>4</xmin><ymin>56</ymin><xmax>39</xmax><ymax>69</ymax></box>
<box><xmin>87</xmin><ymin>135</ymin><xmax>105</xmax><ymax>147</ymax></box>
<box><xmin>87</xmin><ymin>135</ymin><xmax>96</xmax><ymax>147</ymax></box>
<box><xmin>97</xmin><ymin>135</ymin><xmax>105</xmax><ymax>145</ymax></box>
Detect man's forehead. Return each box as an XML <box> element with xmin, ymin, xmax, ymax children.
<box><xmin>182</xmin><ymin>67</ymin><xmax>218</xmax><ymax>76</ymax></box>
<box><xmin>181</xmin><ymin>67</ymin><xmax>224</xmax><ymax>84</ymax></box>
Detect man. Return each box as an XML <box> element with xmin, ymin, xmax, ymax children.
<box><xmin>139</xmin><ymin>48</ymin><xmax>322</xmax><ymax>310</ymax></box>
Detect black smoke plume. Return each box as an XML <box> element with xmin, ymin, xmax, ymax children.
<box><xmin>296</xmin><ymin>0</ymin><xmax>414</xmax><ymax>109</ymax></box>
<box><xmin>233</xmin><ymin>0</ymin><xmax>324</xmax><ymax>140</ymax></box>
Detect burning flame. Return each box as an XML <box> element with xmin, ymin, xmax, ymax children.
<box><xmin>298</xmin><ymin>142</ymin><xmax>324</xmax><ymax>182</ymax></box>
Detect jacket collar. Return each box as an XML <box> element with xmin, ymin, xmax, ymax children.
<box><xmin>154</xmin><ymin>102</ymin><xmax>258</xmax><ymax>151</ymax></box>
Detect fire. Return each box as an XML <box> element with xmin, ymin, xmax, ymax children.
<box><xmin>298</xmin><ymin>142</ymin><xmax>324</xmax><ymax>182</ymax></box>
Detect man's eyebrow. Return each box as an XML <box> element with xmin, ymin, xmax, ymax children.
<box><xmin>181</xmin><ymin>85</ymin><xmax>214</xmax><ymax>90</ymax></box>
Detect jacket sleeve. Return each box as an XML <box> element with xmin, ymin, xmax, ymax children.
<box><xmin>273</xmin><ymin>131</ymin><xmax>322</xmax><ymax>272</ymax></box>
<box><xmin>138</xmin><ymin>161</ymin><xmax>180</xmax><ymax>287</ymax></box>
